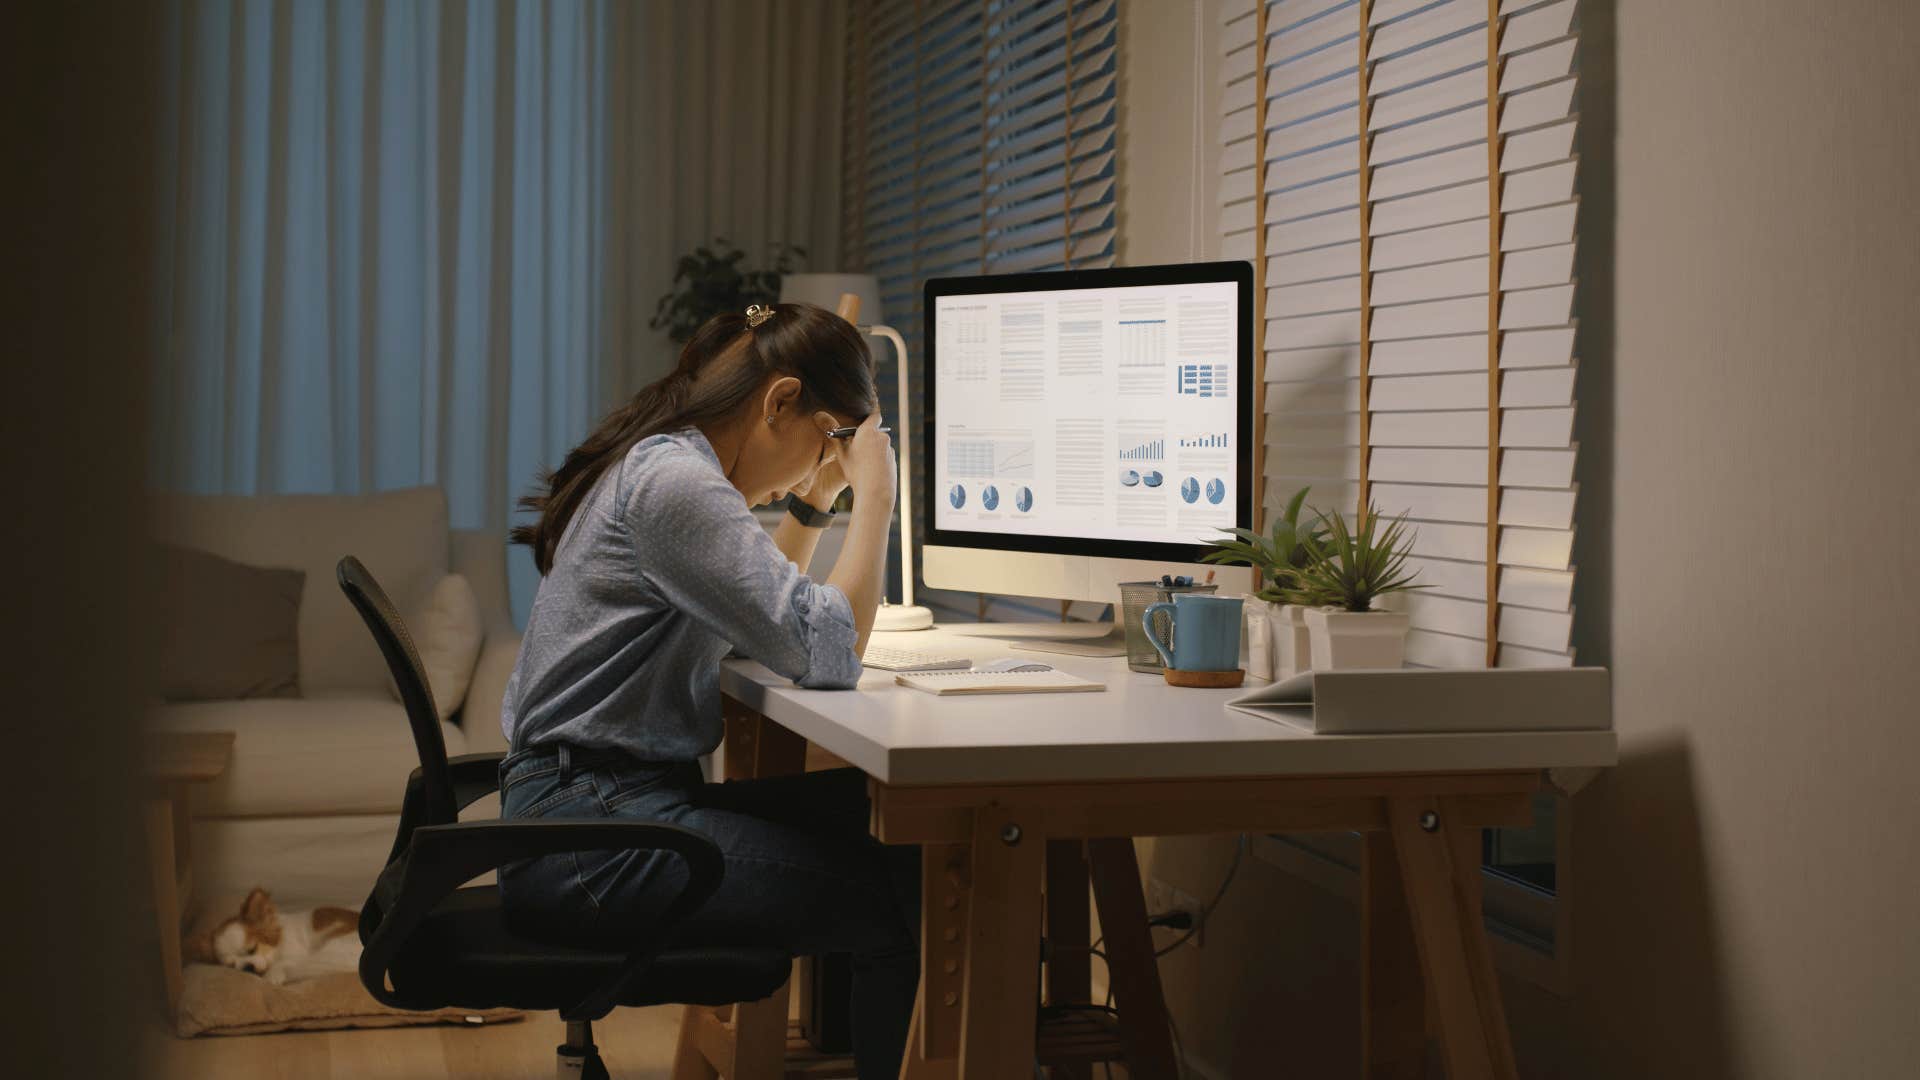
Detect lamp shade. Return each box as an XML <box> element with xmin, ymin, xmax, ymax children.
<box><xmin>779</xmin><ymin>273</ymin><xmax>883</xmax><ymax>325</ymax></box>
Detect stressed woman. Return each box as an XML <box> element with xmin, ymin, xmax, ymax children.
<box><xmin>498</xmin><ymin>303</ymin><xmax>917</xmax><ymax>1077</ymax></box>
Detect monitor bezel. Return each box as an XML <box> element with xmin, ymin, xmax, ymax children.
<box><xmin>921</xmin><ymin>260</ymin><xmax>1256</xmax><ymax>565</ymax></box>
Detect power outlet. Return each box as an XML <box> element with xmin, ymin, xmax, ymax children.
<box><xmin>1145</xmin><ymin>878</ymin><xmax>1204</xmax><ymax>949</ymax></box>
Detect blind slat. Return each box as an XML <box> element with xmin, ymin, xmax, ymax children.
<box><xmin>1499</xmin><ymin>78</ymin><xmax>1577</xmax><ymax>133</ymax></box>
<box><xmin>1501</xmin><ymin>38</ymin><xmax>1576</xmax><ymax>94</ymax></box>
<box><xmin>1269</xmin><ymin>240</ymin><xmax>1362</xmax><ymax>285</ymax></box>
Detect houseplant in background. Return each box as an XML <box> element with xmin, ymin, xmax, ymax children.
<box><xmin>649</xmin><ymin>239</ymin><xmax>807</xmax><ymax>344</ymax></box>
<box><xmin>1283</xmin><ymin>503</ymin><xmax>1426</xmax><ymax>670</ymax></box>
<box><xmin>1202</xmin><ymin>486</ymin><xmax>1324</xmax><ymax>679</ymax></box>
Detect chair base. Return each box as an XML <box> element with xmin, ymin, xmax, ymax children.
<box><xmin>556</xmin><ymin>1020</ymin><xmax>611</xmax><ymax>1080</ymax></box>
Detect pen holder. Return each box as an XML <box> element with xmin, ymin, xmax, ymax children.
<box><xmin>1118</xmin><ymin>580</ymin><xmax>1218</xmax><ymax>674</ymax></box>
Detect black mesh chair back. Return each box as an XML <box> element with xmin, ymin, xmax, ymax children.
<box><xmin>336</xmin><ymin>555</ymin><xmax>457</xmax><ymax>826</ymax></box>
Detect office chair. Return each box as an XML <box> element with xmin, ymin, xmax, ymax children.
<box><xmin>336</xmin><ymin>556</ymin><xmax>791</xmax><ymax>1078</ymax></box>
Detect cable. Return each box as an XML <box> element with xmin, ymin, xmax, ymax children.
<box><xmin>1075</xmin><ymin>837</ymin><xmax>1250</xmax><ymax>1077</ymax></box>
<box><xmin>1152</xmin><ymin>833</ymin><xmax>1249</xmax><ymax>958</ymax></box>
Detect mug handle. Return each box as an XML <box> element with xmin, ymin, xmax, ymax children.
<box><xmin>1141</xmin><ymin>602</ymin><xmax>1176</xmax><ymax>667</ymax></box>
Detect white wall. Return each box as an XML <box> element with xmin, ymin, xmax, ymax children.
<box><xmin>1118</xmin><ymin>1</ymin><xmax>1920</xmax><ymax>1075</ymax></box>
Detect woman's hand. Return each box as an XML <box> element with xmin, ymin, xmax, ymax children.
<box><xmin>804</xmin><ymin>455</ymin><xmax>848</xmax><ymax>511</ymax></box>
<box><xmin>838</xmin><ymin>414</ymin><xmax>897</xmax><ymax>508</ymax></box>
<box><xmin>826</xmin><ymin>413</ymin><xmax>898</xmax><ymax>650</ymax></box>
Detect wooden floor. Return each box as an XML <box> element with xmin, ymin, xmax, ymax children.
<box><xmin>151</xmin><ymin>1006</ymin><xmax>1140</xmax><ymax>1079</ymax></box>
<box><xmin>150</xmin><ymin>1005</ymin><xmax>689</xmax><ymax>1080</ymax></box>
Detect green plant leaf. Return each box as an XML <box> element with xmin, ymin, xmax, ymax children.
<box><xmin>1283</xmin><ymin>485</ymin><xmax>1310</xmax><ymax>527</ymax></box>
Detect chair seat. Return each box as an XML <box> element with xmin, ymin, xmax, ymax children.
<box><xmin>385</xmin><ymin>886</ymin><xmax>792</xmax><ymax>1013</ymax></box>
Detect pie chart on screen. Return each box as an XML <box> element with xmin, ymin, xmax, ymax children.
<box><xmin>1015</xmin><ymin>487</ymin><xmax>1034</xmax><ymax>512</ymax></box>
<box><xmin>1205</xmin><ymin>478</ymin><xmax>1227</xmax><ymax>505</ymax></box>
<box><xmin>982</xmin><ymin>485</ymin><xmax>1000</xmax><ymax>510</ymax></box>
<box><xmin>1179</xmin><ymin>477</ymin><xmax>1200</xmax><ymax>504</ymax></box>
<box><xmin>949</xmin><ymin>484</ymin><xmax>966</xmax><ymax>509</ymax></box>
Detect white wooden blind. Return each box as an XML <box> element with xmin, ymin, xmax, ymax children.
<box><xmin>847</xmin><ymin>0</ymin><xmax>1119</xmax><ymax>325</ymax></box>
<box><xmin>1221</xmin><ymin>0</ymin><xmax>1581</xmax><ymax>668</ymax></box>
<box><xmin>843</xmin><ymin>0</ymin><xmax>1121</xmax><ymax>576</ymax></box>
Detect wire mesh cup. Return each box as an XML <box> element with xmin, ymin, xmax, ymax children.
<box><xmin>1119</xmin><ymin>581</ymin><xmax>1220</xmax><ymax>673</ymax></box>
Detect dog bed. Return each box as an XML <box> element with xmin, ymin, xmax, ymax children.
<box><xmin>174</xmin><ymin>897</ymin><xmax>523</xmax><ymax>1037</ymax></box>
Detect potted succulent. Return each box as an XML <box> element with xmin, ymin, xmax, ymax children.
<box><xmin>1201</xmin><ymin>486</ymin><xmax>1324</xmax><ymax>679</ymax></box>
<box><xmin>1282</xmin><ymin>502</ymin><xmax>1426</xmax><ymax>670</ymax></box>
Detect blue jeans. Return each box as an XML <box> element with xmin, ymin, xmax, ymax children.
<box><xmin>497</xmin><ymin>743</ymin><xmax>920</xmax><ymax>1079</ymax></box>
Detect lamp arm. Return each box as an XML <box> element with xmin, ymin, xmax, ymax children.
<box><xmin>862</xmin><ymin>323</ymin><xmax>914</xmax><ymax>609</ymax></box>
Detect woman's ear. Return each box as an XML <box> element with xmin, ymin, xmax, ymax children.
<box><xmin>760</xmin><ymin>375</ymin><xmax>804</xmax><ymax>422</ymax></box>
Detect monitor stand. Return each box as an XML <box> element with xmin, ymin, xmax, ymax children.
<box><xmin>1008</xmin><ymin>623</ymin><xmax>1131</xmax><ymax>658</ymax></box>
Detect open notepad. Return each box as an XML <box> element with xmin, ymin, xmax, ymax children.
<box><xmin>895</xmin><ymin>658</ymin><xmax>1105</xmax><ymax>696</ymax></box>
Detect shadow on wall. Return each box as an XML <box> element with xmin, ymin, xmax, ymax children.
<box><xmin>1535</xmin><ymin>735</ymin><xmax>1746</xmax><ymax>1079</ymax></box>
<box><xmin>1569</xmin><ymin>0</ymin><xmax>1615</xmax><ymax>672</ymax></box>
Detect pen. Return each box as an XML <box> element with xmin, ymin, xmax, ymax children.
<box><xmin>827</xmin><ymin>425</ymin><xmax>892</xmax><ymax>439</ymax></box>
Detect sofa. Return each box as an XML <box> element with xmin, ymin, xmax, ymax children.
<box><xmin>148</xmin><ymin>487</ymin><xmax>520</xmax><ymax>908</ymax></box>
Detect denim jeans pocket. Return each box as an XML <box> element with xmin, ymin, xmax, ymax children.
<box><xmin>517</xmin><ymin>778</ymin><xmax>600</xmax><ymax>819</ymax></box>
<box><xmin>593</xmin><ymin>760</ymin><xmax>690</xmax><ymax>814</ymax></box>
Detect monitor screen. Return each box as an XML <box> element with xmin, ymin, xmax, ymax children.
<box><xmin>923</xmin><ymin>262</ymin><xmax>1253</xmax><ymax>563</ymax></box>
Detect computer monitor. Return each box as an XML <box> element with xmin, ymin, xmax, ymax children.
<box><xmin>921</xmin><ymin>261</ymin><xmax>1254</xmax><ymax>632</ymax></box>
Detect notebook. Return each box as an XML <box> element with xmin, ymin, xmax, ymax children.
<box><xmin>895</xmin><ymin>659</ymin><xmax>1105</xmax><ymax>696</ymax></box>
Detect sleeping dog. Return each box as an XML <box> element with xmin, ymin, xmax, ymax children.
<box><xmin>185</xmin><ymin>888</ymin><xmax>362</xmax><ymax>986</ymax></box>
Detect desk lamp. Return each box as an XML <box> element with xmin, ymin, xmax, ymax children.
<box><xmin>779</xmin><ymin>273</ymin><xmax>934</xmax><ymax>631</ymax></box>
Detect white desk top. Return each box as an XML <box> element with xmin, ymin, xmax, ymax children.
<box><xmin>720</xmin><ymin>623</ymin><xmax>1618</xmax><ymax>787</ymax></box>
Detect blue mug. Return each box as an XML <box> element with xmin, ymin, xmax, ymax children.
<box><xmin>1141</xmin><ymin>594</ymin><xmax>1244</xmax><ymax>672</ymax></box>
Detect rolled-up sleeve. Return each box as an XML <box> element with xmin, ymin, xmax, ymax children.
<box><xmin>621</xmin><ymin>446</ymin><xmax>863</xmax><ymax>689</ymax></box>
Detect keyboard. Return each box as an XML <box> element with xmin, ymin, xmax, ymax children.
<box><xmin>861</xmin><ymin>646</ymin><xmax>973</xmax><ymax>672</ymax></box>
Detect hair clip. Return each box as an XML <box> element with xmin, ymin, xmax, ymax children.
<box><xmin>745</xmin><ymin>304</ymin><xmax>774</xmax><ymax>328</ymax></box>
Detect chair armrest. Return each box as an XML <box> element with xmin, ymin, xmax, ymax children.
<box><xmin>380</xmin><ymin>753</ymin><xmax>509</xmax><ymax>870</ymax></box>
<box><xmin>361</xmin><ymin>818</ymin><xmax>725</xmax><ymax>1020</ymax></box>
<box><xmin>447</xmin><ymin>752</ymin><xmax>508</xmax><ymax>809</ymax></box>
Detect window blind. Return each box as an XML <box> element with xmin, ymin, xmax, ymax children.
<box><xmin>1221</xmin><ymin>0</ymin><xmax>1581</xmax><ymax>668</ymax></box>
<box><xmin>842</xmin><ymin>0</ymin><xmax>1121</xmax><ymax>585</ymax></box>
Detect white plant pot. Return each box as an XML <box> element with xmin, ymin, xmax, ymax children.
<box><xmin>1272</xmin><ymin>604</ymin><xmax>1313</xmax><ymax>679</ymax></box>
<box><xmin>1302</xmin><ymin>607</ymin><xmax>1411</xmax><ymax>671</ymax></box>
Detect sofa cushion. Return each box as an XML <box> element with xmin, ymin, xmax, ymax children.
<box><xmin>154</xmin><ymin>544</ymin><xmax>305</xmax><ymax>701</ymax></box>
<box><xmin>397</xmin><ymin>573</ymin><xmax>484</xmax><ymax>721</ymax></box>
<box><xmin>150</xmin><ymin>488</ymin><xmax>450</xmax><ymax>695</ymax></box>
<box><xmin>150</xmin><ymin>697</ymin><xmax>467</xmax><ymax>818</ymax></box>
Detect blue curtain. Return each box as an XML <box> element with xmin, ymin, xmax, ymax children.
<box><xmin>154</xmin><ymin>0</ymin><xmax>615</xmax><ymax>623</ymax></box>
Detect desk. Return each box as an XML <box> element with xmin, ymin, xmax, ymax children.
<box><xmin>678</xmin><ymin>623</ymin><xmax>1615</xmax><ymax>1080</ymax></box>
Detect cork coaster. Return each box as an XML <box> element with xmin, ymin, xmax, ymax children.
<box><xmin>1161</xmin><ymin>668</ymin><xmax>1245</xmax><ymax>689</ymax></box>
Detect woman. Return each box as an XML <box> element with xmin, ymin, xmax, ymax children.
<box><xmin>497</xmin><ymin>302</ymin><xmax>916</xmax><ymax>1077</ymax></box>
